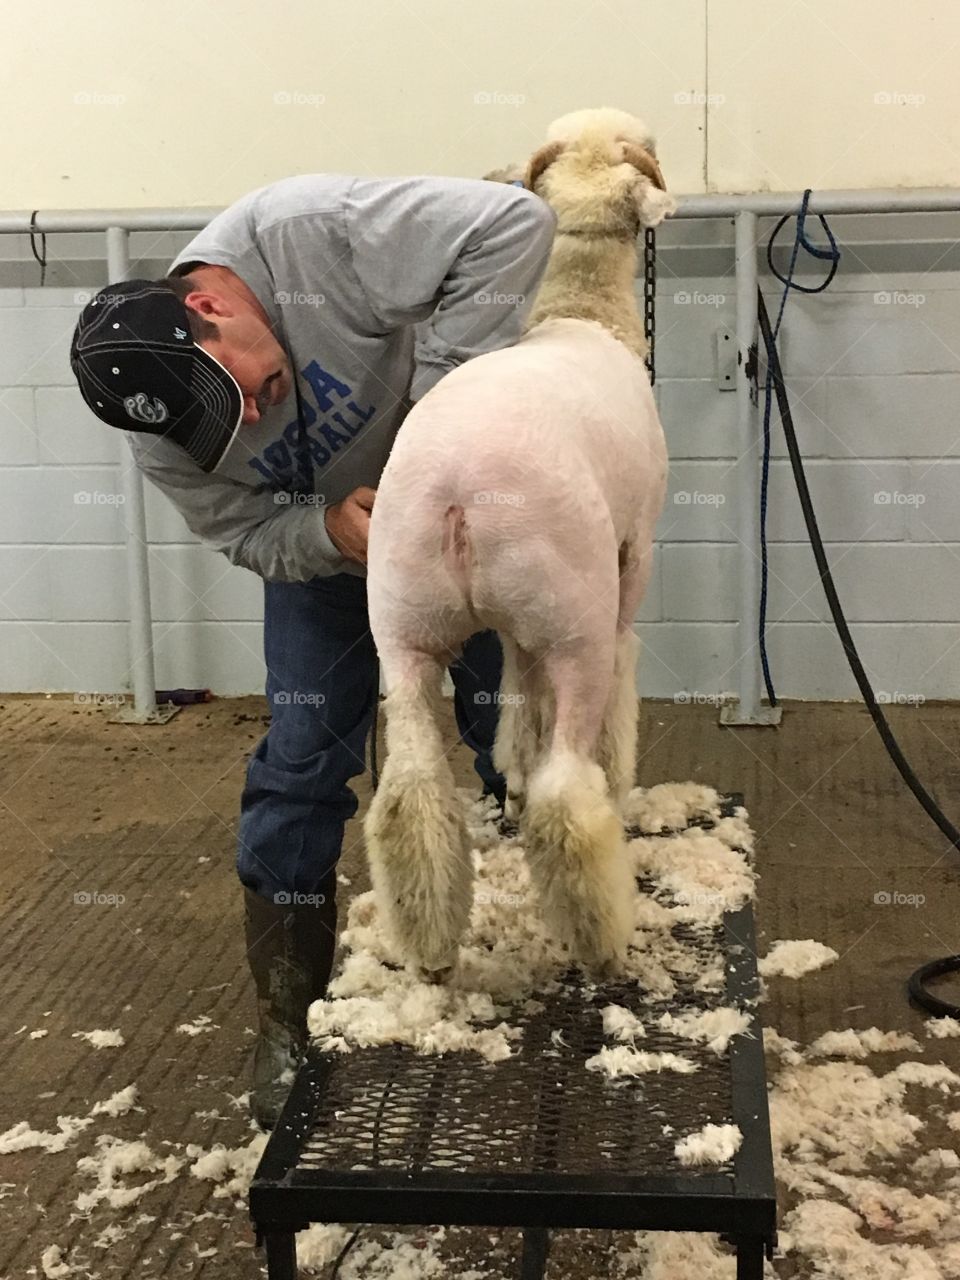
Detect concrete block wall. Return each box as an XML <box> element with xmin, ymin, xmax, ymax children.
<box><xmin>2</xmin><ymin>217</ymin><xmax>960</xmax><ymax>700</ymax></box>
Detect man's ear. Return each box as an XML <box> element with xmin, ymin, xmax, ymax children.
<box><xmin>183</xmin><ymin>289</ymin><xmax>229</xmax><ymax>319</ymax></box>
<box><xmin>482</xmin><ymin>163</ymin><xmax>525</xmax><ymax>185</ymax></box>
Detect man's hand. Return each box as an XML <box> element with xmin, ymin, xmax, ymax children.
<box><xmin>324</xmin><ymin>486</ymin><xmax>376</xmax><ymax>565</ymax></box>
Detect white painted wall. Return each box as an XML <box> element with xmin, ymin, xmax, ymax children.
<box><xmin>2</xmin><ymin>215</ymin><xmax>960</xmax><ymax>701</ymax></box>
<box><xmin>4</xmin><ymin>2</ymin><xmax>960</xmax><ymax>698</ymax></box>
<box><xmin>705</xmin><ymin>1</ymin><xmax>960</xmax><ymax>191</ymax></box>
<box><xmin>2</xmin><ymin>1</ymin><xmax>959</xmax><ymax>208</ymax></box>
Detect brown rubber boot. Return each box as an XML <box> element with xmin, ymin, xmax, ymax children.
<box><xmin>243</xmin><ymin>871</ymin><xmax>337</xmax><ymax>1130</ymax></box>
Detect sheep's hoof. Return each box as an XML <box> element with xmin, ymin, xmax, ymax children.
<box><xmin>417</xmin><ymin>964</ymin><xmax>455</xmax><ymax>985</ymax></box>
<box><xmin>504</xmin><ymin>789</ymin><xmax>524</xmax><ymax>821</ymax></box>
<box><xmin>579</xmin><ymin>949</ymin><xmax>627</xmax><ymax>984</ymax></box>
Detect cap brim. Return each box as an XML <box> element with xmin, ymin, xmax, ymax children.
<box><xmin>172</xmin><ymin>346</ymin><xmax>244</xmax><ymax>473</ymax></box>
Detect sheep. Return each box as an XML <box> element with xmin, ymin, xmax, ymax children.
<box><xmin>363</xmin><ymin>108</ymin><xmax>673</xmax><ymax>980</ymax></box>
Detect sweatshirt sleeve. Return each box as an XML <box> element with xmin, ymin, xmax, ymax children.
<box><xmin>127</xmin><ymin>435</ymin><xmax>349</xmax><ymax>582</ymax></box>
<box><xmin>344</xmin><ymin>176</ymin><xmax>556</xmax><ymax>401</ymax></box>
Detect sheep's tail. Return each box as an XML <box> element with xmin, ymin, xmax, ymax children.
<box><xmin>441</xmin><ymin>503</ymin><xmax>472</xmax><ymax>592</ymax></box>
<box><xmin>523</xmin><ymin>748</ymin><xmax>635</xmax><ymax>974</ymax></box>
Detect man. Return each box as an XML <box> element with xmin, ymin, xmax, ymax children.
<box><xmin>69</xmin><ymin>171</ymin><xmax>555</xmax><ymax>1128</ymax></box>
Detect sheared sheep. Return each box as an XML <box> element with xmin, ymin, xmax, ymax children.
<box><xmin>364</xmin><ymin>108</ymin><xmax>673</xmax><ymax>978</ymax></box>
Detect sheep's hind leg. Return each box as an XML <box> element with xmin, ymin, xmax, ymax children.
<box><xmin>363</xmin><ymin>651</ymin><xmax>473</xmax><ymax>979</ymax></box>
<box><xmin>596</xmin><ymin>539</ymin><xmax>651</xmax><ymax>812</ymax></box>
<box><xmin>523</xmin><ymin>642</ymin><xmax>635</xmax><ymax>974</ymax></box>
<box><xmin>596</xmin><ymin>628</ymin><xmax>641</xmax><ymax>811</ymax></box>
<box><xmin>493</xmin><ymin>640</ymin><xmax>544</xmax><ymax>822</ymax></box>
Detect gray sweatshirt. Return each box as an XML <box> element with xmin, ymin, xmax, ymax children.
<box><xmin>127</xmin><ymin>173</ymin><xmax>556</xmax><ymax>581</ymax></box>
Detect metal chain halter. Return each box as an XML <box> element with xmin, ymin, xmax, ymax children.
<box><xmin>643</xmin><ymin>227</ymin><xmax>657</xmax><ymax>384</ymax></box>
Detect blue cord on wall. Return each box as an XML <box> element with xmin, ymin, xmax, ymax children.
<box><xmin>759</xmin><ymin>190</ymin><xmax>841</xmax><ymax>706</ymax></box>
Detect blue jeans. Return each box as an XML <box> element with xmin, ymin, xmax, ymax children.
<box><xmin>237</xmin><ymin>573</ymin><xmax>505</xmax><ymax>899</ymax></box>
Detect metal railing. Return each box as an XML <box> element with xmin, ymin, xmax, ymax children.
<box><xmin>3</xmin><ymin>187</ymin><xmax>959</xmax><ymax>722</ymax></box>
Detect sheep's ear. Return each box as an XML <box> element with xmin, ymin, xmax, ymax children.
<box><xmin>621</xmin><ymin>142</ymin><xmax>677</xmax><ymax>228</ymax></box>
<box><xmin>524</xmin><ymin>140</ymin><xmax>566</xmax><ymax>193</ymax></box>
<box><xmin>634</xmin><ymin>183</ymin><xmax>677</xmax><ymax>228</ymax></box>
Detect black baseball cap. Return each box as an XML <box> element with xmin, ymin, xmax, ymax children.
<box><xmin>69</xmin><ymin>279</ymin><xmax>244</xmax><ymax>473</ymax></box>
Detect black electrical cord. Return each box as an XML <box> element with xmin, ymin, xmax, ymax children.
<box><xmin>369</xmin><ymin>697</ymin><xmax>380</xmax><ymax>792</ymax></box>
<box><xmin>327</xmin><ymin>1070</ymin><xmax>400</xmax><ymax>1274</ymax></box>
<box><xmin>759</xmin><ymin>190</ymin><xmax>841</xmax><ymax>707</ymax></box>
<box><xmin>758</xmin><ymin>288</ymin><xmax>960</xmax><ymax>1019</ymax></box>
<box><xmin>29</xmin><ymin>211</ymin><xmax>48</xmax><ymax>286</ymax></box>
<box><xmin>329</xmin><ymin>1225</ymin><xmax>363</xmax><ymax>1278</ymax></box>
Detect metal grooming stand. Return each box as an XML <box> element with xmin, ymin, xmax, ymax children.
<box><xmin>249</xmin><ymin>798</ymin><xmax>777</xmax><ymax>1278</ymax></box>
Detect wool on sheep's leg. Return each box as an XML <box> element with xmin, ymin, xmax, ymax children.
<box><xmin>597</xmin><ymin>534</ymin><xmax>656</xmax><ymax>811</ymax></box>
<box><xmin>363</xmin><ymin>658</ymin><xmax>473</xmax><ymax>978</ymax></box>
<box><xmin>522</xmin><ymin>647</ymin><xmax>635</xmax><ymax>973</ymax></box>
<box><xmin>595</xmin><ymin>627</ymin><xmax>640</xmax><ymax>813</ymax></box>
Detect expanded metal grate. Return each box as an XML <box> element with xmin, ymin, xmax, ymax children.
<box><xmin>298</xmin><ymin>966</ymin><xmax>737</xmax><ymax>1180</ymax></box>
<box><xmin>250</xmin><ymin>795</ymin><xmax>776</xmax><ymax>1279</ymax></box>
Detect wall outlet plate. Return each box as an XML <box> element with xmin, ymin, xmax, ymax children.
<box><xmin>716</xmin><ymin>329</ymin><xmax>736</xmax><ymax>390</ymax></box>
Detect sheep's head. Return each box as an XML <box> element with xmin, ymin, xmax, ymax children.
<box><xmin>524</xmin><ymin>108</ymin><xmax>676</xmax><ymax>235</ymax></box>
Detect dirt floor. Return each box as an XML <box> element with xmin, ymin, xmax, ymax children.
<box><xmin>2</xmin><ymin>695</ymin><xmax>960</xmax><ymax>1278</ymax></box>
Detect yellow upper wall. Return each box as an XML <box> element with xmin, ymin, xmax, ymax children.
<box><xmin>3</xmin><ymin>0</ymin><xmax>957</xmax><ymax>209</ymax></box>
<box><xmin>707</xmin><ymin>1</ymin><xmax>960</xmax><ymax>191</ymax></box>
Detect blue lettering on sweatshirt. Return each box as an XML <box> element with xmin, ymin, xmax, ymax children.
<box><xmin>246</xmin><ymin>359</ymin><xmax>375</xmax><ymax>488</ymax></box>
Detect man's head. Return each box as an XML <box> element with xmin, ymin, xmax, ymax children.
<box><xmin>69</xmin><ymin>265</ymin><xmax>292</xmax><ymax>472</ymax></box>
<box><xmin>165</xmin><ymin>267</ymin><xmax>292</xmax><ymax>424</ymax></box>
